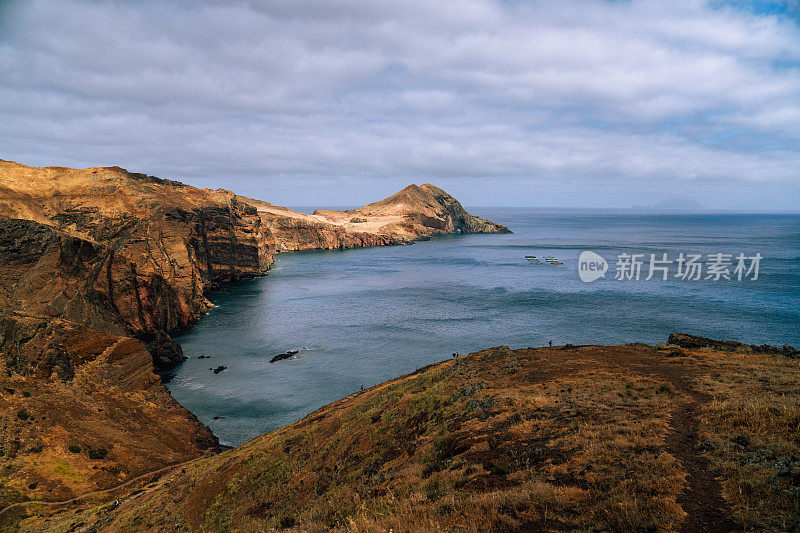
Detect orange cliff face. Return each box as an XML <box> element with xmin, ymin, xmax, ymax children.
<box><xmin>310</xmin><ymin>183</ymin><xmax>510</xmax><ymax>245</ymax></box>
<box><xmin>0</xmin><ymin>161</ymin><xmax>276</xmax><ymax>339</ymax></box>
<box><xmin>0</xmin><ymin>159</ymin><xmax>511</xmax><ymax>522</ymax></box>
<box><xmin>0</xmin><ymin>162</ymin><xmax>277</xmax><ymax>511</ymax></box>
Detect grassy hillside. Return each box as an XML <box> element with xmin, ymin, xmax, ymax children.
<box><xmin>17</xmin><ymin>341</ymin><xmax>800</xmax><ymax>532</ymax></box>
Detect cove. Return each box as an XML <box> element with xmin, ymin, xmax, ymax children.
<box><xmin>163</xmin><ymin>208</ymin><xmax>800</xmax><ymax>446</ymax></box>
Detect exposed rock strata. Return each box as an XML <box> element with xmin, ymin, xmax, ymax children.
<box><xmin>668</xmin><ymin>332</ymin><xmax>799</xmax><ymax>358</ymax></box>
<box><xmin>235</xmin><ymin>183</ymin><xmax>509</xmax><ymax>252</ymax></box>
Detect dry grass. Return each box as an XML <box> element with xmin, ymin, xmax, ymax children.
<box><xmin>18</xmin><ymin>343</ymin><xmax>800</xmax><ymax>532</ymax></box>
<box><xmin>695</xmin><ymin>355</ymin><xmax>800</xmax><ymax>530</ymax></box>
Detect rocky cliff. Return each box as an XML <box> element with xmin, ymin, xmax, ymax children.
<box><xmin>0</xmin><ymin>160</ymin><xmax>278</xmax><ymax>512</ymax></box>
<box><xmin>0</xmin><ymin>160</ymin><xmax>511</xmax><ymax>523</ymax></box>
<box><xmin>237</xmin><ymin>184</ymin><xmax>510</xmax><ymax>252</ymax></box>
<box><xmin>313</xmin><ymin>183</ymin><xmax>510</xmax><ymax>241</ymax></box>
<box><xmin>0</xmin><ymin>161</ymin><xmax>275</xmax><ymax>348</ymax></box>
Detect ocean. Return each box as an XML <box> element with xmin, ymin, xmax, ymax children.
<box><xmin>163</xmin><ymin>209</ymin><xmax>800</xmax><ymax>446</ymax></box>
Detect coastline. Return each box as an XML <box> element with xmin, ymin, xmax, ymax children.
<box><xmin>0</xmin><ymin>160</ymin><xmax>509</xmax><ymax>523</ymax></box>
<box><xmin>160</xmin><ymin>230</ymin><xmax>488</xmax><ymax>446</ymax></box>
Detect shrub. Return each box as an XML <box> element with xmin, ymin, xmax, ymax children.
<box><xmin>88</xmin><ymin>447</ymin><xmax>108</xmax><ymax>460</ymax></box>
<box><xmin>349</xmin><ymin>217</ymin><xmax>367</xmax><ymax>223</ymax></box>
<box><xmin>436</xmin><ymin>502</ymin><xmax>454</xmax><ymax>515</ymax></box>
<box><xmin>423</xmin><ymin>479</ymin><xmax>444</xmax><ymax>501</ymax></box>
<box><xmin>279</xmin><ymin>515</ymin><xmax>296</xmax><ymax>529</ymax></box>
<box><xmin>68</xmin><ymin>444</ymin><xmax>81</xmax><ymax>454</ymax></box>
<box><xmin>491</xmin><ymin>455</ymin><xmax>511</xmax><ymax>476</ymax></box>
<box><xmin>16</xmin><ymin>409</ymin><xmax>29</xmax><ymax>420</ymax></box>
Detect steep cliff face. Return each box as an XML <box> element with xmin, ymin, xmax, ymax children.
<box><xmin>258</xmin><ymin>213</ymin><xmax>400</xmax><ymax>252</ymax></box>
<box><xmin>0</xmin><ymin>162</ymin><xmax>278</xmax><ymax>513</ymax></box>
<box><xmin>0</xmin><ymin>161</ymin><xmax>276</xmax><ymax>358</ymax></box>
<box><xmin>242</xmin><ymin>183</ymin><xmax>510</xmax><ymax>250</ymax></box>
<box><xmin>0</xmin><ymin>217</ymin><xmax>219</xmax><ymax>507</ymax></box>
<box><xmin>0</xmin><ymin>217</ymin><xmax>192</xmax><ymax>368</ymax></box>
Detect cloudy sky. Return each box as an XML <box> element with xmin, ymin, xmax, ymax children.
<box><xmin>1</xmin><ymin>0</ymin><xmax>798</xmax><ymax>209</ymax></box>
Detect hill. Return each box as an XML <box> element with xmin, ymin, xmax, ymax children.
<box><xmin>312</xmin><ymin>184</ymin><xmax>509</xmax><ymax>241</ymax></box>
<box><xmin>19</xmin><ymin>338</ymin><xmax>800</xmax><ymax>531</ymax></box>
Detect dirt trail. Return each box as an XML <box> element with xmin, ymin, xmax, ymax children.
<box><xmin>605</xmin><ymin>347</ymin><xmax>736</xmax><ymax>532</ymax></box>
<box><xmin>478</xmin><ymin>345</ymin><xmax>736</xmax><ymax>531</ymax></box>
<box><xmin>0</xmin><ymin>455</ymin><xmax>204</xmax><ymax>522</ymax></box>
<box><xmin>666</xmin><ymin>400</ymin><xmax>735</xmax><ymax>532</ymax></box>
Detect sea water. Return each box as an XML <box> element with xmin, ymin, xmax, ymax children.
<box><xmin>164</xmin><ymin>209</ymin><xmax>800</xmax><ymax>445</ymax></box>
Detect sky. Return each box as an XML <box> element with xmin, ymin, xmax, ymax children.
<box><xmin>0</xmin><ymin>0</ymin><xmax>799</xmax><ymax>209</ymax></box>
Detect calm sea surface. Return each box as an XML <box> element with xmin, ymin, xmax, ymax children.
<box><xmin>164</xmin><ymin>209</ymin><xmax>800</xmax><ymax>445</ymax></box>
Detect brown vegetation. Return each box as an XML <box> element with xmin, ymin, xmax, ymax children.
<box><xmin>19</xmin><ymin>341</ymin><xmax>799</xmax><ymax>531</ymax></box>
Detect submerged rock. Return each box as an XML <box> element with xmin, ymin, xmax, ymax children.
<box><xmin>270</xmin><ymin>350</ymin><xmax>300</xmax><ymax>363</ymax></box>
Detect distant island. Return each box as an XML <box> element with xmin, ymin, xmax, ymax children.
<box><xmin>632</xmin><ymin>197</ymin><xmax>708</xmax><ymax>210</ymax></box>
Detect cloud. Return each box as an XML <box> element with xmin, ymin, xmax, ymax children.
<box><xmin>0</xmin><ymin>0</ymin><xmax>798</xmax><ymax>208</ymax></box>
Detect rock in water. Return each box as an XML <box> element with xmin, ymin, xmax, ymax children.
<box><xmin>145</xmin><ymin>330</ymin><xmax>187</xmax><ymax>369</ymax></box>
<box><xmin>270</xmin><ymin>350</ymin><xmax>300</xmax><ymax>363</ymax></box>
<box><xmin>668</xmin><ymin>332</ymin><xmax>799</xmax><ymax>357</ymax></box>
